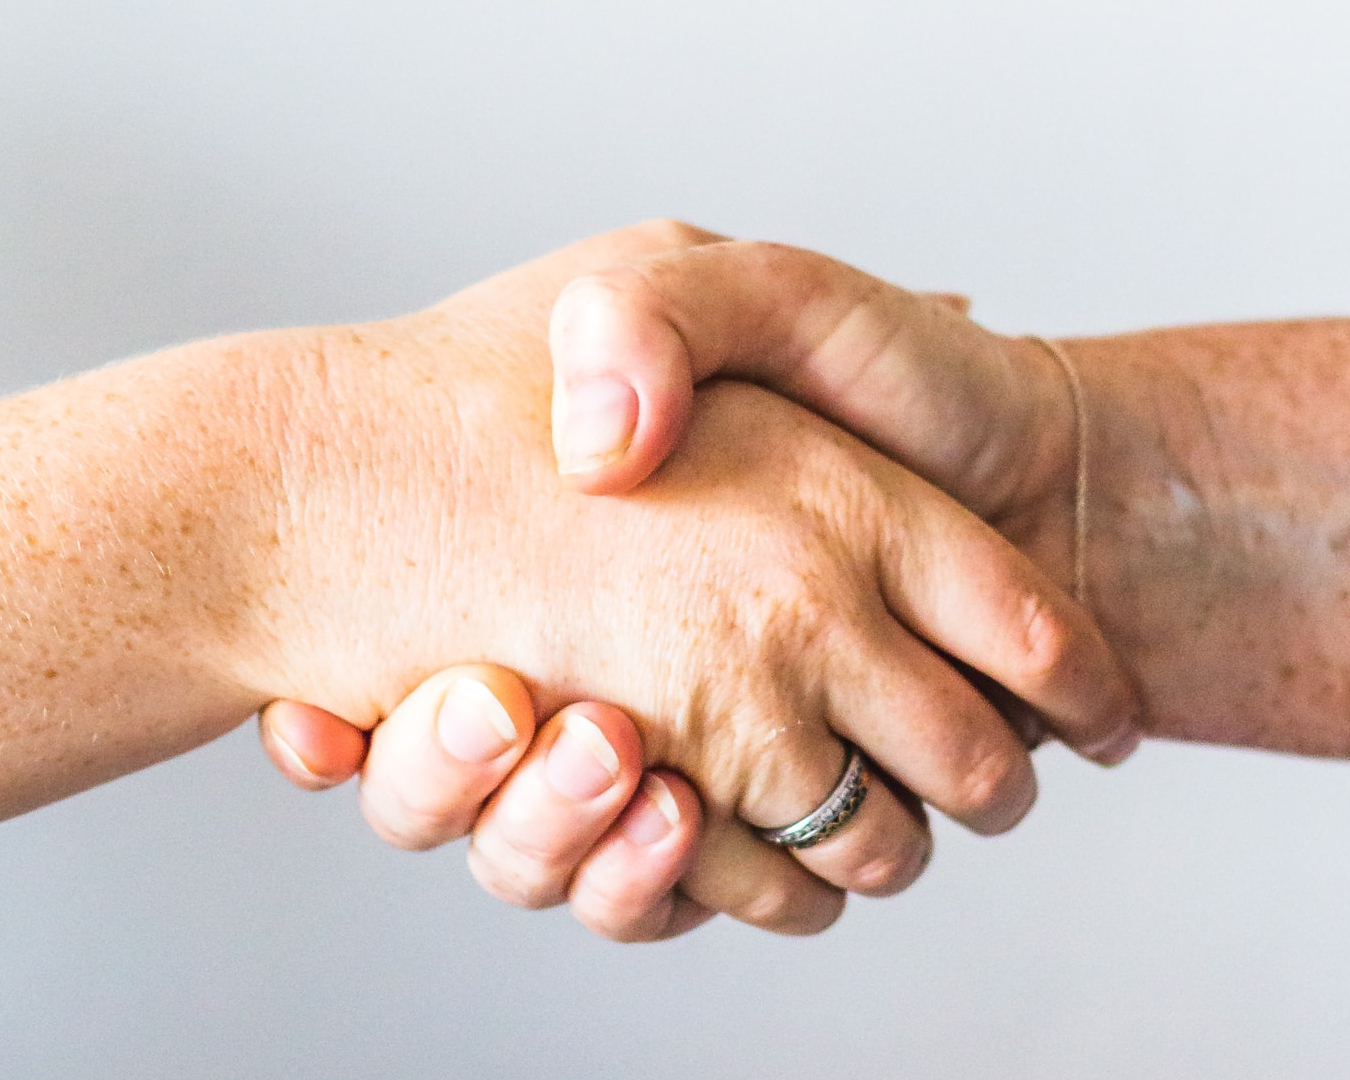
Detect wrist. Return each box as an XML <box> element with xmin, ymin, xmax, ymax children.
<box><xmin>0</xmin><ymin>333</ymin><xmax>296</xmax><ymax>813</ymax></box>
<box><xmin>96</xmin><ymin>332</ymin><xmax>298</xmax><ymax>716</ymax></box>
<box><xmin>986</xmin><ymin>334</ymin><xmax>1084</xmax><ymax>599</ymax></box>
<box><xmin>1044</xmin><ymin>326</ymin><xmax>1311</xmax><ymax>748</ymax></box>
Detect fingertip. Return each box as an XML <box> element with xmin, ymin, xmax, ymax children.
<box><xmin>401</xmin><ymin>662</ymin><xmax>537</xmax><ymax>763</ymax></box>
<box><xmin>546</xmin><ymin>701</ymin><xmax>645</xmax><ymax>796</ymax></box>
<box><xmin>1094</xmin><ymin>670</ymin><xmax>1148</xmax><ymax>767</ymax></box>
<box><xmin>553</xmin><ymin>391</ymin><xmax>694</xmax><ymax>495</ymax></box>
<box><xmin>550</xmin><ymin>269</ymin><xmax>697</xmax><ymax>495</ymax></box>
<box><xmin>429</xmin><ymin>664</ymin><xmax>537</xmax><ymax>764</ymax></box>
<box><xmin>448</xmin><ymin>663</ymin><xmax>537</xmax><ymax>727</ymax></box>
<box><xmin>1084</xmin><ymin>724</ymin><xmax>1144</xmax><ymax>768</ymax></box>
<box><xmin>465</xmin><ymin>700</ymin><xmax>647</xmax><ymax>911</ymax></box>
<box><xmin>553</xmin><ymin>375</ymin><xmax>640</xmax><ymax>480</ymax></box>
<box><xmin>556</xmin><ymin>456</ymin><xmax>647</xmax><ymax>497</ymax></box>
<box><xmin>615</xmin><ymin>770</ymin><xmax>701</xmax><ymax>848</ymax></box>
<box><xmin>1039</xmin><ymin>614</ymin><xmax>1147</xmax><ymax>769</ymax></box>
<box><xmin>259</xmin><ymin>700</ymin><xmax>366</xmax><ymax>791</ymax></box>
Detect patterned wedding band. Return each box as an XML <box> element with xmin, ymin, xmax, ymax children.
<box><xmin>756</xmin><ymin>746</ymin><xmax>870</xmax><ymax>850</ymax></box>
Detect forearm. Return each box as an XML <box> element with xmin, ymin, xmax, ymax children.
<box><xmin>1052</xmin><ymin>320</ymin><xmax>1350</xmax><ymax>754</ymax></box>
<box><xmin>0</xmin><ymin>332</ymin><xmax>301</xmax><ymax>816</ymax></box>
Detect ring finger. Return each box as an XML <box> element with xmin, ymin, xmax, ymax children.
<box><xmin>732</xmin><ymin>720</ymin><xmax>934</xmax><ymax>901</ymax></box>
<box><xmin>762</xmin><ymin>750</ymin><xmax>934</xmax><ymax>898</ymax></box>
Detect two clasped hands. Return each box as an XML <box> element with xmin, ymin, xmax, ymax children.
<box><xmin>253</xmin><ymin>220</ymin><xmax>1143</xmax><ymax>942</ymax></box>
<box><xmin>10</xmin><ymin>220</ymin><xmax>1347</xmax><ymax>943</ymax></box>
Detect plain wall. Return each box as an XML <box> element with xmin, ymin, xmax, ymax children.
<box><xmin>3</xmin><ymin>2</ymin><xmax>1349</xmax><ymax>1077</ymax></box>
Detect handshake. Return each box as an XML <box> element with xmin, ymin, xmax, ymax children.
<box><xmin>256</xmin><ymin>220</ymin><xmax>1140</xmax><ymax>942</ymax></box>
<box><xmin>9</xmin><ymin>220</ymin><xmax>1344</xmax><ymax>943</ymax></box>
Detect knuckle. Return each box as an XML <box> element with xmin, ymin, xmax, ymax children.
<box><xmin>1013</xmin><ymin>589</ymin><xmax>1077</xmax><ymax>686</ymax></box>
<box><xmin>467</xmin><ymin>832</ymin><xmax>572</xmax><ymax>910</ymax></box>
<box><xmin>629</xmin><ymin>217</ymin><xmax>713</xmax><ymax>252</ymax></box>
<box><xmin>739</xmin><ymin>561</ymin><xmax>843</xmax><ymax>659</ymax></box>
<box><xmin>736</xmin><ymin>879</ymin><xmax>843</xmax><ymax>936</ymax></box>
<box><xmin>573</xmin><ymin>890</ymin><xmax>664</xmax><ymax>944</ymax></box>
<box><xmin>360</xmin><ymin>788</ymin><xmax>471</xmax><ymax>853</ymax></box>
<box><xmin>849</xmin><ymin>841</ymin><xmax>929</xmax><ymax>897</ymax></box>
<box><xmin>554</xmin><ymin>271</ymin><xmax>629</xmax><ymax>325</ymax></box>
<box><xmin>952</xmin><ymin>743</ymin><xmax>1033</xmax><ymax>833</ymax></box>
<box><xmin>555</xmin><ymin>267</ymin><xmax>661</xmax><ymax>343</ymax></box>
<box><xmin>1010</xmin><ymin>589</ymin><xmax>1142</xmax><ymax>747</ymax></box>
<box><xmin>736</xmin><ymin>880</ymin><xmax>802</xmax><ymax>930</ymax></box>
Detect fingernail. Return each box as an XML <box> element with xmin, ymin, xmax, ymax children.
<box><xmin>1090</xmin><ymin>725</ymin><xmax>1142</xmax><ymax>767</ymax></box>
<box><xmin>555</xmin><ymin>377</ymin><xmax>638</xmax><ymax>475</ymax></box>
<box><xmin>436</xmin><ymin>678</ymin><xmax>518</xmax><ymax>763</ymax></box>
<box><xmin>270</xmin><ymin>729</ymin><xmax>325</xmax><ymax>784</ymax></box>
<box><xmin>621</xmin><ymin>775</ymin><xmax>681</xmax><ymax>845</ymax></box>
<box><xmin>545</xmin><ymin>713</ymin><xmax>620</xmax><ymax>801</ymax></box>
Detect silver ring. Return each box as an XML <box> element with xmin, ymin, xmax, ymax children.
<box><xmin>756</xmin><ymin>746</ymin><xmax>869</xmax><ymax>849</ymax></box>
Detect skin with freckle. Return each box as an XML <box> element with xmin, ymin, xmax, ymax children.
<box><xmin>6</xmin><ymin>216</ymin><xmax>1350</xmax><ymax>850</ymax></box>
<box><xmin>1017</xmin><ymin>322</ymin><xmax>1350</xmax><ymax>754</ymax></box>
<box><xmin>0</xmin><ymin>223</ymin><xmax>1073</xmax><ymax>847</ymax></box>
<box><xmin>543</xmin><ymin>242</ymin><xmax>1350</xmax><ymax>757</ymax></box>
<box><xmin>249</xmin><ymin>238</ymin><xmax>1350</xmax><ymax>946</ymax></box>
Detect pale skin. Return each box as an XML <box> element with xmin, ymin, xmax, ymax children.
<box><xmin>267</xmin><ymin>230</ymin><xmax>1350</xmax><ymax>940</ymax></box>
<box><xmin>0</xmin><ymin>223</ymin><xmax>1136</xmax><ymax>941</ymax></box>
<box><xmin>544</xmin><ymin>237</ymin><xmax>1350</xmax><ymax>753</ymax></box>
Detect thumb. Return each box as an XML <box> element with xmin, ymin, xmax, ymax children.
<box><xmin>550</xmin><ymin>273</ymin><xmax>694</xmax><ymax>494</ymax></box>
<box><xmin>549</xmin><ymin>241</ymin><xmax>1041</xmax><ymax>516</ymax></box>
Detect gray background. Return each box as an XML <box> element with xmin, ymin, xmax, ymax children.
<box><xmin>3</xmin><ymin>1</ymin><xmax>1349</xmax><ymax>1077</ymax></box>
